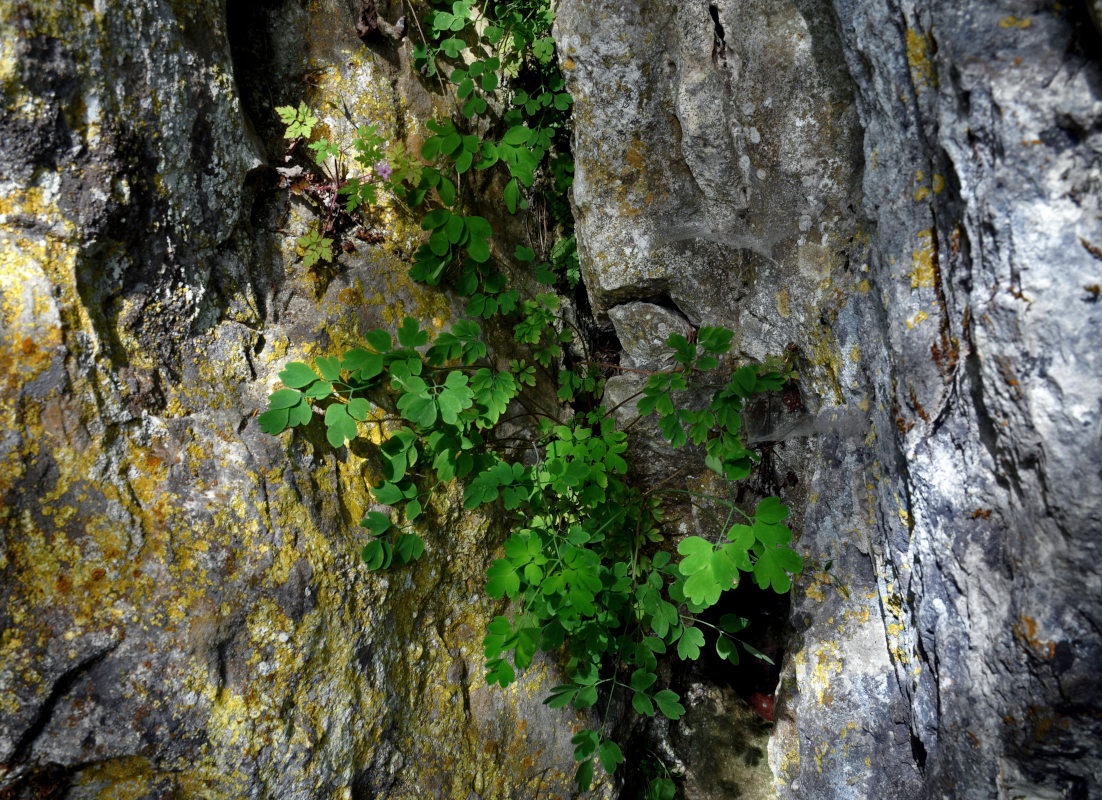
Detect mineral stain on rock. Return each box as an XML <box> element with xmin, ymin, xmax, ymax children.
<box><xmin>3</xmin><ymin>0</ymin><xmax>1102</xmax><ymax>798</ymax></box>
<box><xmin>0</xmin><ymin>1</ymin><xmax>595</xmax><ymax>798</ymax></box>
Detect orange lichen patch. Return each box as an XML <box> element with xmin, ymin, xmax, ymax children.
<box><xmin>1026</xmin><ymin>704</ymin><xmax>1069</xmax><ymax>743</ymax></box>
<box><xmin>930</xmin><ymin>329</ymin><xmax>960</xmax><ymax>376</ymax></box>
<box><xmin>1080</xmin><ymin>236</ymin><xmax>1102</xmax><ymax>261</ymax></box>
<box><xmin>995</xmin><ymin>355</ymin><xmax>1024</xmax><ymax>397</ymax></box>
<box><xmin>0</xmin><ymin>186</ymin><xmax>78</xmax><ymax>506</ymax></box>
<box><xmin>998</xmin><ymin>16</ymin><xmax>1031</xmax><ymax>29</ymax></box>
<box><xmin>0</xmin><ymin>230</ymin><xmax>68</xmax><ymax>383</ymax></box>
<box><xmin>909</xmin><ymin>384</ymin><xmax>930</xmax><ymax>422</ymax></box>
<box><xmin>1014</xmin><ymin>616</ymin><xmax>1056</xmax><ymax>660</ymax></box>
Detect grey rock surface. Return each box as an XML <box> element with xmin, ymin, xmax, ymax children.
<box><xmin>665</xmin><ymin>683</ymin><xmax>775</xmax><ymax>800</ymax></box>
<box><xmin>558</xmin><ymin>0</ymin><xmax>1102</xmax><ymax>797</ymax></box>
<box><xmin>3</xmin><ymin>0</ymin><xmax>1100</xmax><ymax>796</ymax></box>
<box><xmin>608</xmin><ymin>301</ymin><xmax>694</xmax><ymax>370</ymax></box>
<box><xmin>831</xmin><ymin>2</ymin><xmax>1102</xmax><ymax>797</ymax></box>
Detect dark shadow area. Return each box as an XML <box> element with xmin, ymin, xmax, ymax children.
<box><xmin>612</xmin><ymin>577</ymin><xmax>791</xmax><ymax>800</ymax></box>
<box><xmin>218</xmin><ymin>0</ymin><xmax>313</xmax><ymax>327</ymax></box>
<box><xmin>1068</xmin><ymin>0</ymin><xmax>1102</xmax><ymax>68</ymax></box>
<box><xmin>225</xmin><ymin>0</ymin><xmax>300</xmax><ymax>150</ymax></box>
<box><xmin>688</xmin><ymin>577</ymin><xmax>790</xmax><ymax>704</ymax></box>
<box><xmin>0</xmin><ymin>764</ymin><xmax>76</xmax><ymax>800</ymax></box>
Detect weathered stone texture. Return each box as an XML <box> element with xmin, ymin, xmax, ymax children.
<box><xmin>831</xmin><ymin>3</ymin><xmax>1102</xmax><ymax>797</ymax></box>
<box><xmin>0</xmin><ymin>2</ymin><xmax>598</xmax><ymax>798</ymax></box>
<box><xmin>558</xmin><ymin>0</ymin><xmax>1101</xmax><ymax>798</ymax></box>
<box><xmin>4</xmin><ymin>0</ymin><xmax>1101</xmax><ymax>796</ymax></box>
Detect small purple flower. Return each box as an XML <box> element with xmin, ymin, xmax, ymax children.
<box><xmin>374</xmin><ymin>160</ymin><xmax>392</xmax><ymax>181</ymax></box>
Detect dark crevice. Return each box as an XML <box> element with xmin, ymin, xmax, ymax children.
<box><xmin>225</xmin><ymin>0</ymin><xmax>294</xmax><ymax>151</ymax></box>
<box><xmin>214</xmin><ymin>636</ymin><xmax>231</xmax><ymax>698</ymax></box>
<box><xmin>7</xmin><ymin>641</ymin><xmax>120</xmax><ymax>777</ymax></box>
<box><xmin>1068</xmin><ymin>0</ymin><xmax>1102</xmax><ymax>68</ymax></box>
<box><xmin>568</xmin><ymin>279</ymin><xmax>622</xmax><ymax>394</ymax></box>
<box><xmin>356</xmin><ymin>0</ymin><xmax>380</xmax><ymax>39</ymax></box>
<box><xmin>687</xmin><ymin>579</ymin><xmax>790</xmax><ymax>707</ymax></box>
<box><xmin>910</xmin><ymin>731</ymin><xmax>928</xmax><ymax>772</ymax></box>
<box><xmin>0</xmin><ymin>763</ymin><xmax>78</xmax><ymax>800</ymax></box>
<box><xmin>708</xmin><ymin>2</ymin><xmax>726</xmax><ymax>57</ymax></box>
<box><xmin>613</xmin><ymin>580</ymin><xmax>791</xmax><ymax>800</ymax></box>
<box><xmin>221</xmin><ymin>0</ymin><xmax>306</xmax><ymax>327</ymax></box>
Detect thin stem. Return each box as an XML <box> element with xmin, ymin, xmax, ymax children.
<box><xmin>639</xmin><ymin>463</ymin><xmax>692</xmax><ymax>497</ymax></box>
<box><xmin>404</xmin><ymin>0</ymin><xmax>456</xmax><ymax>109</ymax></box>
<box><xmin>586</xmin><ymin>361</ymin><xmax>664</xmax><ymax>376</ymax></box>
<box><xmin>601</xmin><ymin>385</ymin><xmax>648</xmax><ymax>420</ymax></box>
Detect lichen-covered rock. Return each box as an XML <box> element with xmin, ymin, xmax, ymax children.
<box><xmin>557</xmin><ymin>1</ymin><xmax>905</xmax><ymax>797</ymax></box>
<box><xmin>557</xmin><ymin>0</ymin><xmax>1102</xmax><ymax>797</ymax></box>
<box><xmin>0</xmin><ymin>2</ymin><xmax>603</xmax><ymax>798</ymax></box>
<box><xmin>608</xmin><ymin>302</ymin><xmax>694</xmax><ymax>370</ymax></box>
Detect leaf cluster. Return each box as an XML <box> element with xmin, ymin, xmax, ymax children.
<box><xmin>295</xmin><ymin>228</ymin><xmax>333</xmax><ymax>269</ymax></box>
<box><xmin>266</xmin><ymin>0</ymin><xmax>803</xmax><ymax>792</ymax></box>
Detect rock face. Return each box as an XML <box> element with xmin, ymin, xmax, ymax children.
<box><xmin>0</xmin><ymin>2</ymin><xmax>598</xmax><ymax>798</ymax></box>
<box><xmin>558</xmin><ymin>0</ymin><xmax>1102</xmax><ymax>798</ymax></box>
<box><xmin>3</xmin><ymin>0</ymin><xmax>1101</xmax><ymax>797</ymax></box>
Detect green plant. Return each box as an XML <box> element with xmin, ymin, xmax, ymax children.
<box><xmin>295</xmin><ymin>228</ymin><xmax>333</xmax><ymax>268</ymax></box>
<box><xmin>276</xmin><ymin>102</ymin><xmax>318</xmax><ymax>139</ymax></box>
<box><xmin>262</xmin><ymin>314</ymin><xmax>800</xmax><ymax>790</ymax></box>
<box><xmin>263</xmin><ymin>0</ymin><xmax>802</xmax><ymax>794</ymax></box>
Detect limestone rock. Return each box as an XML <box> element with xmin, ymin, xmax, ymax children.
<box><xmin>558</xmin><ymin>0</ymin><xmax>1102</xmax><ymax>797</ymax></box>
<box><xmin>608</xmin><ymin>302</ymin><xmax>694</xmax><ymax>370</ymax></box>
<box><xmin>5</xmin><ymin>0</ymin><xmax>1101</xmax><ymax>795</ymax></box>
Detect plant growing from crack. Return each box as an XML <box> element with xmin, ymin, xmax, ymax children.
<box><xmin>263</xmin><ymin>1</ymin><xmax>802</xmax><ymax>794</ymax></box>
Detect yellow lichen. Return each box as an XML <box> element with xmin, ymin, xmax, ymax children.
<box><xmin>774</xmin><ymin>744</ymin><xmax>801</xmax><ymax>785</ymax></box>
<box><xmin>802</xmin><ymin>641</ymin><xmax>842</xmax><ymax>707</ymax></box>
<box><xmin>775</xmin><ymin>288</ymin><xmax>791</xmax><ymax>318</ymax></box>
<box><xmin>0</xmin><ymin>7</ymin><xmax>617</xmax><ymax>798</ymax></box>
<box><xmin>905</xmin><ymin>29</ymin><xmax>937</xmax><ymax>89</ymax></box>
<box><xmin>908</xmin><ymin>229</ymin><xmax>936</xmax><ymax>288</ymax></box>
<box><xmin>905</xmin><ymin>309</ymin><xmax>930</xmax><ymax>329</ymax></box>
